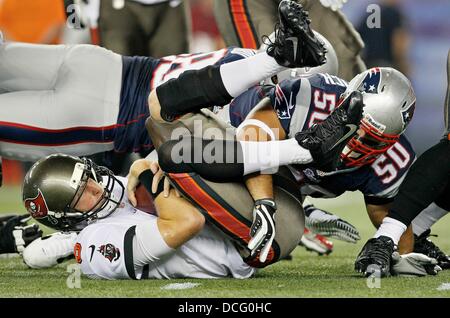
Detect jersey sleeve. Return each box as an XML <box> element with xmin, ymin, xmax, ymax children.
<box><xmin>268</xmin><ymin>78</ymin><xmax>309</xmax><ymax>137</ymax></box>
<box><xmin>362</xmin><ymin>135</ymin><xmax>417</xmax><ymax>204</ymax></box>
<box><xmin>229</xmin><ymin>85</ymin><xmax>272</xmax><ymax>127</ymax></box>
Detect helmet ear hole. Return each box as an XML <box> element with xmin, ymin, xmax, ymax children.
<box><xmin>381</xmin><ymin>85</ymin><xmax>386</xmax><ymax>92</ymax></box>
<box><xmin>271</xmin><ymin>75</ymin><xmax>278</xmax><ymax>85</ymax></box>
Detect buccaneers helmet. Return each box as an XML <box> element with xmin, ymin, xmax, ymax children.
<box><xmin>340</xmin><ymin>67</ymin><xmax>416</xmax><ymax>167</ymax></box>
<box><xmin>22</xmin><ymin>154</ymin><xmax>124</xmax><ymax>231</ymax></box>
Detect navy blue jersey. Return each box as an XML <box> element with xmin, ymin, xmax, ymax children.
<box><xmin>116</xmin><ymin>56</ymin><xmax>159</xmax><ymax>155</ymax></box>
<box><xmin>296</xmin><ymin>135</ymin><xmax>416</xmax><ymax>202</ymax></box>
<box><xmin>229</xmin><ymin>73</ymin><xmax>416</xmax><ymax>203</ymax></box>
<box><xmin>116</xmin><ymin>47</ymin><xmax>254</xmax><ymax>155</ymax></box>
<box><xmin>229</xmin><ymin>85</ymin><xmax>272</xmax><ymax>127</ymax></box>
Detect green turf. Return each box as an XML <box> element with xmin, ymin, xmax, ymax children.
<box><xmin>1</xmin><ymin>186</ymin><xmax>450</xmax><ymax>298</ymax></box>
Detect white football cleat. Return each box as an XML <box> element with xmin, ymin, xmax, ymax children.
<box><xmin>299</xmin><ymin>228</ymin><xmax>334</xmax><ymax>255</ymax></box>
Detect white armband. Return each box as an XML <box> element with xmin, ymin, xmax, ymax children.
<box><xmin>236</xmin><ymin>119</ymin><xmax>276</xmax><ymax>141</ymax></box>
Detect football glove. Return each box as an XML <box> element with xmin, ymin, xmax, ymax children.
<box><xmin>0</xmin><ymin>214</ymin><xmax>43</xmax><ymax>254</ymax></box>
<box><xmin>248</xmin><ymin>199</ymin><xmax>277</xmax><ymax>263</ymax></box>
<box><xmin>391</xmin><ymin>252</ymin><xmax>442</xmax><ymax>277</ymax></box>
<box><xmin>304</xmin><ymin>205</ymin><xmax>360</xmax><ymax>243</ymax></box>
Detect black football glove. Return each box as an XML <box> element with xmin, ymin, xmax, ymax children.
<box><xmin>0</xmin><ymin>214</ymin><xmax>43</xmax><ymax>254</ymax></box>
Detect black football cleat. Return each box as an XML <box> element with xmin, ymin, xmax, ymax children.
<box><xmin>414</xmin><ymin>229</ymin><xmax>450</xmax><ymax>270</ymax></box>
<box><xmin>265</xmin><ymin>0</ymin><xmax>327</xmax><ymax>68</ymax></box>
<box><xmin>354</xmin><ymin>236</ymin><xmax>394</xmax><ymax>278</ymax></box>
<box><xmin>295</xmin><ymin>90</ymin><xmax>364</xmax><ymax>171</ymax></box>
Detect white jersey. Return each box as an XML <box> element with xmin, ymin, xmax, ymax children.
<box><xmin>75</xmin><ymin>177</ymin><xmax>255</xmax><ymax>280</ymax></box>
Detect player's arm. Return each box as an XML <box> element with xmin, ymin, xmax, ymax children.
<box><xmin>365</xmin><ymin>202</ymin><xmax>414</xmax><ymax>254</ymax></box>
<box><xmin>238</xmin><ymin>97</ymin><xmax>286</xmax><ymax>201</ymax></box>
<box><xmin>127</xmin><ymin>159</ymin><xmax>205</xmax><ymax>249</ymax></box>
<box><xmin>236</xmin><ymin>98</ymin><xmax>286</xmax><ymax>262</ymax></box>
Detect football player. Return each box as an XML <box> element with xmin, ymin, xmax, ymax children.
<box><xmin>355</xmin><ymin>51</ymin><xmax>450</xmax><ymax>277</ymax></box>
<box><xmin>152</xmin><ymin>65</ymin><xmax>423</xmax><ymax>269</ymax></box>
<box><xmin>21</xmin><ymin>154</ymin><xmax>254</xmax><ymax>279</ymax></box>
<box><xmin>0</xmin><ymin>0</ymin><xmax>321</xmax><ymax>163</ymax></box>
<box><xmin>0</xmin><ymin>0</ymin><xmax>329</xmax><ymax>255</ymax></box>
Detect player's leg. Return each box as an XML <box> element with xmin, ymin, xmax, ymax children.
<box><xmin>388</xmin><ymin>139</ymin><xmax>450</xmax><ymax>228</ymax></box>
<box><xmin>213</xmin><ymin>0</ymin><xmax>279</xmax><ymax>48</ymax></box>
<box><xmin>149</xmin><ymin>0</ymin><xmax>327</xmax><ymax>122</ymax></box>
<box><xmin>0</xmin><ymin>44</ymin><xmax>123</xmax><ymax>161</ymax></box>
<box><xmin>98</xmin><ymin>0</ymin><xmax>145</xmax><ymax>56</ymax></box>
<box><xmin>411</xmin><ymin>188</ymin><xmax>450</xmax><ymax>269</ymax></box>
<box><xmin>157</xmin><ymin>136</ymin><xmax>312</xmax><ymax>181</ymax></box>
<box><xmin>144</xmin><ymin>1</ymin><xmax>189</xmax><ymax>57</ymax></box>
<box><xmin>156</xmin><ymin>90</ymin><xmax>364</xmax><ymax>179</ymax></box>
<box><xmin>0</xmin><ymin>42</ymin><xmax>68</xmax><ymax>92</ymax></box>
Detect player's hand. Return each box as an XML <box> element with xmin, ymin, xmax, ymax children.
<box><xmin>127</xmin><ymin>159</ymin><xmax>153</xmax><ymax>206</ymax></box>
<box><xmin>150</xmin><ymin>164</ymin><xmax>177</xmax><ymax>198</ymax></box>
<box><xmin>0</xmin><ymin>214</ymin><xmax>43</xmax><ymax>254</ymax></box>
<box><xmin>248</xmin><ymin>199</ymin><xmax>277</xmax><ymax>263</ymax></box>
<box><xmin>127</xmin><ymin>160</ymin><xmax>180</xmax><ymax>206</ymax></box>
<box><xmin>319</xmin><ymin>0</ymin><xmax>348</xmax><ymax>11</ymax></box>
<box><xmin>391</xmin><ymin>252</ymin><xmax>442</xmax><ymax>276</ymax></box>
<box><xmin>304</xmin><ymin>205</ymin><xmax>360</xmax><ymax>243</ymax></box>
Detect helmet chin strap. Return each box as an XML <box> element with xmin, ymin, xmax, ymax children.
<box><xmin>96</xmin><ymin>191</ymin><xmax>121</xmax><ymax>218</ymax></box>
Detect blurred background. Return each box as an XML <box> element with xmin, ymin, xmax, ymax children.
<box><xmin>0</xmin><ymin>0</ymin><xmax>449</xmax><ymax>190</ymax></box>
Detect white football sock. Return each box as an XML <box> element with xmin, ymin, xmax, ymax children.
<box><xmin>239</xmin><ymin>138</ymin><xmax>312</xmax><ymax>175</ymax></box>
<box><xmin>373</xmin><ymin>217</ymin><xmax>407</xmax><ymax>246</ymax></box>
<box><xmin>220</xmin><ymin>51</ymin><xmax>286</xmax><ymax>97</ymax></box>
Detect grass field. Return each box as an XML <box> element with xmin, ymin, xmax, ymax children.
<box><xmin>1</xmin><ymin>186</ymin><xmax>450</xmax><ymax>298</ymax></box>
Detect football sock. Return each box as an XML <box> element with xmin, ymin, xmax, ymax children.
<box><xmin>219</xmin><ymin>51</ymin><xmax>286</xmax><ymax>97</ymax></box>
<box><xmin>373</xmin><ymin>217</ymin><xmax>407</xmax><ymax>246</ymax></box>
<box><xmin>157</xmin><ymin>137</ymin><xmax>312</xmax><ymax>180</ymax></box>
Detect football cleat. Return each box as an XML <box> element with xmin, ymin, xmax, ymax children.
<box><xmin>414</xmin><ymin>229</ymin><xmax>450</xmax><ymax>270</ymax></box>
<box><xmin>295</xmin><ymin>90</ymin><xmax>364</xmax><ymax>172</ymax></box>
<box><xmin>304</xmin><ymin>204</ymin><xmax>360</xmax><ymax>243</ymax></box>
<box><xmin>299</xmin><ymin>228</ymin><xmax>333</xmax><ymax>255</ymax></box>
<box><xmin>265</xmin><ymin>0</ymin><xmax>327</xmax><ymax>68</ymax></box>
<box><xmin>354</xmin><ymin>235</ymin><xmax>394</xmax><ymax>277</ymax></box>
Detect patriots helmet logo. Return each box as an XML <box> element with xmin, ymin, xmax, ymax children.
<box><xmin>360</xmin><ymin>67</ymin><xmax>381</xmax><ymax>94</ymax></box>
<box><xmin>24</xmin><ymin>189</ymin><xmax>49</xmax><ymax>219</ymax></box>
<box><xmin>401</xmin><ymin>102</ymin><xmax>416</xmax><ymax>130</ymax></box>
